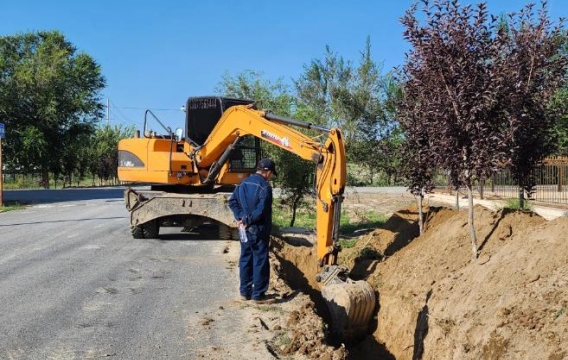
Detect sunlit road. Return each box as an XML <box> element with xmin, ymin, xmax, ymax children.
<box><xmin>0</xmin><ymin>190</ymin><xmax>245</xmax><ymax>359</ymax></box>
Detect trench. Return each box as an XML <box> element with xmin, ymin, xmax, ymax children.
<box><xmin>271</xmin><ymin>234</ymin><xmax>395</xmax><ymax>359</ymax></box>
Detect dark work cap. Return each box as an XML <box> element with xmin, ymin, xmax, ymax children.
<box><xmin>257</xmin><ymin>158</ymin><xmax>277</xmax><ymax>176</ymax></box>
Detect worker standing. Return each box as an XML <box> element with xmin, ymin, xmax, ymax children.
<box><xmin>228</xmin><ymin>158</ymin><xmax>277</xmax><ymax>304</ymax></box>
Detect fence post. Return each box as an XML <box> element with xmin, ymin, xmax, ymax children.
<box><xmin>558</xmin><ymin>165</ymin><xmax>563</xmax><ymax>192</ymax></box>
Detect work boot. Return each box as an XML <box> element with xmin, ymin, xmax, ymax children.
<box><xmin>252</xmin><ymin>294</ymin><xmax>276</xmax><ymax>305</ymax></box>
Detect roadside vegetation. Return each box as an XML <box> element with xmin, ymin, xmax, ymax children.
<box><xmin>504</xmin><ymin>198</ymin><xmax>534</xmax><ymax>212</ymax></box>
<box><xmin>1</xmin><ymin>0</ymin><xmax>567</xmax><ymax>231</ymax></box>
<box><xmin>0</xmin><ymin>201</ymin><xmax>25</xmax><ymax>212</ymax></box>
<box><xmin>272</xmin><ymin>201</ymin><xmax>388</xmax><ymax>235</ymax></box>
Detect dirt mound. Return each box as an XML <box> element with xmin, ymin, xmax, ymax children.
<box><xmin>271</xmin><ymin>203</ymin><xmax>568</xmax><ymax>359</ymax></box>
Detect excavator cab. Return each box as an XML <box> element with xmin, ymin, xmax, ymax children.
<box><xmin>185</xmin><ymin>96</ymin><xmax>261</xmax><ymax>173</ymax></box>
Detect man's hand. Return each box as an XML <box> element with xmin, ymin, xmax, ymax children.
<box><xmin>237</xmin><ymin>218</ymin><xmax>248</xmax><ymax>228</ymax></box>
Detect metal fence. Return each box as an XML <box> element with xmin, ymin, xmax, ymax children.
<box><xmin>490</xmin><ymin>157</ymin><xmax>568</xmax><ymax>205</ymax></box>
<box><xmin>437</xmin><ymin>157</ymin><xmax>568</xmax><ymax>206</ymax></box>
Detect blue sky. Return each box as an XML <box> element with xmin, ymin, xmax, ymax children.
<box><xmin>1</xmin><ymin>1</ymin><xmax>567</xmax><ymax>130</ymax></box>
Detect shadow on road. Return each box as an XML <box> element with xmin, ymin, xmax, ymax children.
<box><xmin>3</xmin><ymin>187</ymin><xmax>127</xmax><ymax>205</ymax></box>
<box><xmin>0</xmin><ymin>216</ymin><xmax>128</xmax><ymax>227</ymax></box>
<box><xmin>157</xmin><ymin>225</ymin><xmax>231</xmax><ymax>241</ymax></box>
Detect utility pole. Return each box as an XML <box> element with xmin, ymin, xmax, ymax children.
<box><xmin>0</xmin><ymin>122</ymin><xmax>4</xmax><ymax>207</ymax></box>
<box><xmin>107</xmin><ymin>98</ymin><xmax>110</xmax><ymax>126</ymax></box>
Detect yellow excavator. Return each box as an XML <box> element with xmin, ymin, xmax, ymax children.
<box><xmin>118</xmin><ymin>96</ymin><xmax>375</xmax><ymax>340</ymax></box>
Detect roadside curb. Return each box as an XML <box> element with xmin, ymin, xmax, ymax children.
<box><xmin>425</xmin><ymin>193</ymin><xmax>568</xmax><ymax>220</ymax></box>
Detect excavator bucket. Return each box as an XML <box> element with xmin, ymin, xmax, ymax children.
<box><xmin>318</xmin><ymin>266</ymin><xmax>376</xmax><ymax>340</ymax></box>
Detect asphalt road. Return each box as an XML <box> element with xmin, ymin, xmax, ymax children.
<box><xmin>2</xmin><ymin>186</ymin><xmax>408</xmax><ymax>205</ymax></box>
<box><xmin>0</xmin><ymin>189</ymin><xmax>247</xmax><ymax>359</ymax></box>
<box><xmin>0</xmin><ymin>186</ymin><xmax>410</xmax><ymax>359</ymax></box>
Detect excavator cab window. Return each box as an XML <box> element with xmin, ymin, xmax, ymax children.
<box><xmin>185</xmin><ymin>96</ymin><xmax>261</xmax><ymax>172</ymax></box>
<box><xmin>228</xmin><ymin>136</ymin><xmax>260</xmax><ymax>172</ymax></box>
<box><xmin>185</xmin><ymin>97</ymin><xmax>254</xmax><ymax>145</ymax></box>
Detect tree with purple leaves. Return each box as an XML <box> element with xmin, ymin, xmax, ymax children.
<box><xmin>397</xmin><ymin>0</ymin><xmax>568</xmax><ymax>258</ymax></box>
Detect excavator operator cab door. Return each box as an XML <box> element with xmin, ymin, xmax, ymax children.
<box><xmin>185</xmin><ymin>96</ymin><xmax>261</xmax><ymax>173</ymax></box>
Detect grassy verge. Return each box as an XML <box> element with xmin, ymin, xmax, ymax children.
<box><xmin>273</xmin><ymin>204</ymin><xmax>388</xmax><ymax>248</ymax></box>
<box><xmin>0</xmin><ymin>201</ymin><xmax>26</xmax><ymax>212</ymax></box>
<box><xmin>503</xmin><ymin>198</ymin><xmax>533</xmax><ymax>212</ymax></box>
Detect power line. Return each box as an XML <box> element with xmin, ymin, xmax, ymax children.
<box><xmin>109</xmin><ymin>100</ymin><xmax>137</xmax><ymax>124</ymax></box>
<box><xmin>103</xmin><ymin>99</ymin><xmax>185</xmax><ymax>128</ymax></box>
<box><xmin>112</xmin><ymin>106</ymin><xmax>182</xmax><ymax>111</ymax></box>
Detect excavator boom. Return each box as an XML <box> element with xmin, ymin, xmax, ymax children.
<box><xmin>118</xmin><ymin>97</ymin><xmax>375</xmax><ymax>340</ymax></box>
<box><xmin>196</xmin><ymin>105</ymin><xmax>346</xmax><ymax>266</ymax></box>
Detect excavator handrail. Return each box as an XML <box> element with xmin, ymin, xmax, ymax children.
<box><xmin>143</xmin><ymin>109</ymin><xmax>173</xmax><ymax>138</ymax></box>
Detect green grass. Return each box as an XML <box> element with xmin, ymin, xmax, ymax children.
<box><xmin>272</xmin><ymin>205</ymin><xmax>318</xmax><ymax>229</ymax></box>
<box><xmin>340</xmin><ymin>210</ymin><xmax>388</xmax><ymax>233</ymax></box>
<box><xmin>504</xmin><ymin>198</ymin><xmax>533</xmax><ymax>212</ymax></box>
<box><xmin>339</xmin><ymin>238</ymin><xmax>359</xmax><ymax>249</ymax></box>
<box><xmin>0</xmin><ymin>201</ymin><xmax>26</xmax><ymax>212</ymax></box>
<box><xmin>273</xmin><ymin>204</ymin><xmax>387</xmax><ymax>235</ymax></box>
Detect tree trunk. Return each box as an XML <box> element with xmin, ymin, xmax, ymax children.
<box><xmin>518</xmin><ymin>187</ymin><xmax>525</xmax><ymax>211</ymax></box>
<box><xmin>467</xmin><ymin>184</ymin><xmax>478</xmax><ymax>259</ymax></box>
<box><xmin>455</xmin><ymin>190</ymin><xmax>460</xmax><ymax>210</ymax></box>
<box><xmin>289</xmin><ymin>194</ymin><xmax>302</xmax><ymax>227</ymax></box>
<box><xmin>418</xmin><ymin>194</ymin><xmax>424</xmax><ymax>235</ymax></box>
<box><xmin>41</xmin><ymin>170</ymin><xmax>50</xmax><ymax>189</ymax></box>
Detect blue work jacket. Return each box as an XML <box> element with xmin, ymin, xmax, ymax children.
<box><xmin>228</xmin><ymin>173</ymin><xmax>273</xmax><ymax>240</ymax></box>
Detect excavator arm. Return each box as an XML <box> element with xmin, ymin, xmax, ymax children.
<box><xmin>118</xmin><ymin>98</ymin><xmax>375</xmax><ymax>340</ymax></box>
<box><xmin>194</xmin><ymin>105</ymin><xmax>346</xmax><ymax>267</ymax></box>
<box><xmin>195</xmin><ymin>105</ymin><xmax>375</xmax><ymax>340</ymax></box>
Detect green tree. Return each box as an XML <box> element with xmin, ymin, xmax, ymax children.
<box><xmin>294</xmin><ymin>46</ymin><xmax>352</xmax><ymax>129</ymax></box>
<box><xmin>89</xmin><ymin>124</ymin><xmax>134</xmax><ymax>186</ymax></box>
<box><xmin>216</xmin><ymin>70</ymin><xmax>293</xmax><ymax>114</ymax></box>
<box><xmin>0</xmin><ymin>30</ymin><xmax>105</xmax><ymax>187</ymax></box>
<box><xmin>216</xmin><ymin>71</ymin><xmax>314</xmax><ymax>226</ymax></box>
<box><xmin>349</xmin><ymin>70</ymin><xmax>405</xmax><ymax>185</ymax></box>
<box><xmin>295</xmin><ymin>39</ymin><xmax>401</xmax><ymax>185</ymax></box>
<box><xmin>550</xmin><ymin>35</ymin><xmax>568</xmax><ymax>156</ymax></box>
<box><xmin>550</xmin><ymin>87</ymin><xmax>568</xmax><ymax>156</ymax></box>
<box><xmin>295</xmin><ymin>46</ymin><xmax>354</xmax><ymax>139</ymax></box>
<box><xmin>60</xmin><ymin>123</ymin><xmax>95</xmax><ymax>187</ymax></box>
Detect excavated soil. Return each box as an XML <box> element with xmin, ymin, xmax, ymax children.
<box><xmin>266</xmin><ymin>193</ymin><xmax>568</xmax><ymax>359</ymax></box>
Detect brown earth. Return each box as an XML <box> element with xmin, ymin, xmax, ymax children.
<box><xmin>264</xmin><ymin>193</ymin><xmax>568</xmax><ymax>359</ymax></box>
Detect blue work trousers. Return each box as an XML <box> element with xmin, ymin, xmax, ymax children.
<box><xmin>239</xmin><ymin>230</ymin><xmax>270</xmax><ymax>300</ymax></box>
